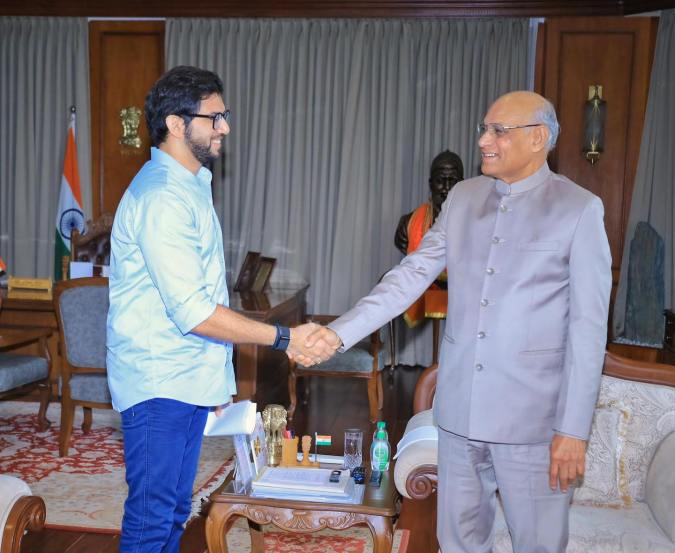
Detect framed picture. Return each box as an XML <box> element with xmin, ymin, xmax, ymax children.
<box><xmin>248</xmin><ymin>412</ymin><xmax>269</xmax><ymax>478</ymax></box>
<box><xmin>233</xmin><ymin>434</ymin><xmax>255</xmax><ymax>491</ymax></box>
<box><xmin>250</xmin><ymin>256</ymin><xmax>276</xmax><ymax>292</ymax></box>
<box><xmin>234</xmin><ymin>251</ymin><xmax>261</xmax><ymax>292</ymax></box>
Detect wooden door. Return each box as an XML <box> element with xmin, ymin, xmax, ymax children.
<box><xmin>536</xmin><ymin>16</ymin><xmax>658</xmax><ymax>319</ymax></box>
<box><xmin>89</xmin><ymin>21</ymin><xmax>165</xmax><ymax>218</ymax></box>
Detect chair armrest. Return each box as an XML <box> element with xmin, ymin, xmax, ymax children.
<box><xmin>405</xmin><ymin>465</ymin><xmax>438</xmax><ymax>500</ymax></box>
<box><xmin>646</xmin><ymin>430</ymin><xmax>675</xmax><ymax>542</ymax></box>
<box><xmin>0</xmin><ymin>476</ymin><xmax>45</xmax><ymax>553</ymax></box>
<box><xmin>2</xmin><ymin>496</ymin><xmax>46</xmax><ymax>553</ymax></box>
<box><xmin>394</xmin><ymin>409</ymin><xmax>438</xmax><ymax>499</ymax></box>
<box><xmin>413</xmin><ymin>365</ymin><xmax>438</xmax><ymax>414</ymax></box>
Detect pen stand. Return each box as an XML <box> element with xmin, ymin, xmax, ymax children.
<box><xmin>280</xmin><ymin>437</ymin><xmax>299</xmax><ymax>467</ymax></box>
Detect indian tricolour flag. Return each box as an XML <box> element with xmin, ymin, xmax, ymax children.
<box><xmin>315</xmin><ymin>434</ymin><xmax>332</xmax><ymax>446</ymax></box>
<box><xmin>54</xmin><ymin>109</ymin><xmax>85</xmax><ymax>281</ymax></box>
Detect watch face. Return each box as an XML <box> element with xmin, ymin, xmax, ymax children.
<box><xmin>59</xmin><ymin>208</ymin><xmax>85</xmax><ymax>240</ymax></box>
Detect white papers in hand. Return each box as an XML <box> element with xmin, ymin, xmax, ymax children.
<box><xmin>203</xmin><ymin>400</ymin><xmax>257</xmax><ymax>436</ymax></box>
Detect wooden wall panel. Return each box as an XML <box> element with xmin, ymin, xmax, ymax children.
<box><xmin>538</xmin><ymin>17</ymin><xmax>657</xmax><ymax>271</ymax></box>
<box><xmin>2</xmin><ymin>0</ymin><xmax>675</xmax><ymax>17</ymax></box>
<box><xmin>89</xmin><ymin>21</ymin><xmax>164</xmax><ymax>217</ymax></box>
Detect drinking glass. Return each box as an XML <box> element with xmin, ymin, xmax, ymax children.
<box><xmin>343</xmin><ymin>428</ymin><xmax>363</xmax><ymax>470</ymax></box>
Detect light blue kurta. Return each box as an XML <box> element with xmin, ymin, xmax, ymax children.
<box><xmin>106</xmin><ymin>147</ymin><xmax>236</xmax><ymax>412</ymax></box>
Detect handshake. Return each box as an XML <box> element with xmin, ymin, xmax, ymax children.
<box><xmin>285</xmin><ymin>323</ymin><xmax>341</xmax><ymax>367</ymax></box>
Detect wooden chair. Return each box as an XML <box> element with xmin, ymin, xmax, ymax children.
<box><xmin>0</xmin><ymin>328</ymin><xmax>52</xmax><ymax>432</ymax></box>
<box><xmin>287</xmin><ymin>315</ymin><xmax>389</xmax><ymax>423</ymax></box>
<box><xmin>53</xmin><ymin>277</ymin><xmax>112</xmax><ymax>456</ymax></box>
<box><xmin>61</xmin><ymin>213</ymin><xmax>113</xmax><ymax>279</ymax></box>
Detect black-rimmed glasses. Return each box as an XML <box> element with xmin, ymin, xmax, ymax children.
<box><xmin>477</xmin><ymin>122</ymin><xmax>542</xmax><ymax>138</ymax></box>
<box><xmin>186</xmin><ymin>110</ymin><xmax>231</xmax><ymax>129</ymax></box>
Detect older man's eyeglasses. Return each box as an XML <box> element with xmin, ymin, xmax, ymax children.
<box><xmin>186</xmin><ymin>110</ymin><xmax>231</xmax><ymax>129</ymax></box>
<box><xmin>477</xmin><ymin>122</ymin><xmax>542</xmax><ymax>138</ymax></box>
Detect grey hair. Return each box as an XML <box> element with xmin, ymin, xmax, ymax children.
<box><xmin>533</xmin><ymin>99</ymin><xmax>560</xmax><ymax>151</ymax></box>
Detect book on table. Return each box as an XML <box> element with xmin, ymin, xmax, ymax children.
<box><xmin>251</xmin><ymin>467</ymin><xmax>354</xmax><ymax>499</ymax></box>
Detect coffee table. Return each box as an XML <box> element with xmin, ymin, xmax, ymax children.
<box><xmin>205</xmin><ymin>467</ymin><xmax>398</xmax><ymax>553</ymax></box>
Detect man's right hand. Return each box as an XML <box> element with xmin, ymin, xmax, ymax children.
<box><xmin>286</xmin><ymin>323</ymin><xmax>339</xmax><ymax>367</ymax></box>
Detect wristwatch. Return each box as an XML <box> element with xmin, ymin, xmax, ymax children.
<box><xmin>271</xmin><ymin>324</ymin><xmax>291</xmax><ymax>351</ymax></box>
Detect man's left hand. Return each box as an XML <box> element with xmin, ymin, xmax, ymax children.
<box><xmin>214</xmin><ymin>403</ymin><xmax>230</xmax><ymax>417</ymax></box>
<box><xmin>549</xmin><ymin>434</ymin><xmax>587</xmax><ymax>492</ymax></box>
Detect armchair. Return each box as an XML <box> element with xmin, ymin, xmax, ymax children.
<box><xmin>287</xmin><ymin>315</ymin><xmax>389</xmax><ymax>423</ymax></box>
<box><xmin>61</xmin><ymin>213</ymin><xmax>113</xmax><ymax>278</ymax></box>
<box><xmin>53</xmin><ymin>277</ymin><xmax>112</xmax><ymax>456</ymax></box>
<box><xmin>0</xmin><ymin>475</ymin><xmax>45</xmax><ymax>553</ymax></box>
<box><xmin>393</xmin><ymin>352</ymin><xmax>675</xmax><ymax>553</ymax></box>
<box><xmin>0</xmin><ymin>328</ymin><xmax>52</xmax><ymax>431</ymax></box>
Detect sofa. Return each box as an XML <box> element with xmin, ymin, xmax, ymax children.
<box><xmin>0</xmin><ymin>475</ymin><xmax>46</xmax><ymax>553</ymax></box>
<box><xmin>393</xmin><ymin>351</ymin><xmax>675</xmax><ymax>552</ymax></box>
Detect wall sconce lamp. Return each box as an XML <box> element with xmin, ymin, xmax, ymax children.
<box><xmin>583</xmin><ymin>85</ymin><xmax>607</xmax><ymax>165</ymax></box>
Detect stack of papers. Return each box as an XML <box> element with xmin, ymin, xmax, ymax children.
<box><xmin>203</xmin><ymin>400</ymin><xmax>257</xmax><ymax>436</ymax></box>
<box><xmin>251</xmin><ymin>467</ymin><xmax>363</xmax><ymax>504</ymax></box>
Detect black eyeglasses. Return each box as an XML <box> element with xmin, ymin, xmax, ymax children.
<box><xmin>185</xmin><ymin>110</ymin><xmax>231</xmax><ymax>129</ymax></box>
<box><xmin>477</xmin><ymin>122</ymin><xmax>542</xmax><ymax>138</ymax></box>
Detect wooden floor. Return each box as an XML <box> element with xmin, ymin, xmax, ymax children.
<box><xmin>20</xmin><ymin>364</ymin><xmax>434</xmax><ymax>553</ymax></box>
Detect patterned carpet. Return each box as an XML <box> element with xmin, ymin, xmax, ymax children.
<box><xmin>0</xmin><ymin>401</ymin><xmax>234</xmax><ymax>532</ymax></box>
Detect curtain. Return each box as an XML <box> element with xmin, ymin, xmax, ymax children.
<box><xmin>0</xmin><ymin>17</ymin><xmax>91</xmax><ymax>279</ymax></box>
<box><xmin>167</xmin><ymin>18</ymin><xmax>528</xmax><ymax>365</ymax></box>
<box><xmin>612</xmin><ymin>10</ymin><xmax>675</xmax><ymax>346</ymax></box>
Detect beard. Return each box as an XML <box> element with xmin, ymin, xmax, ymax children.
<box><xmin>185</xmin><ymin>125</ymin><xmax>219</xmax><ymax>167</ymax></box>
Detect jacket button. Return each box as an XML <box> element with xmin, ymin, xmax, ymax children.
<box><xmin>492</xmin><ymin>236</ymin><xmax>501</xmax><ymax>244</ymax></box>
<box><xmin>480</xmin><ymin>299</ymin><xmax>489</xmax><ymax>307</ymax></box>
<box><xmin>477</xmin><ymin>331</ymin><xmax>486</xmax><ymax>339</ymax></box>
<box><xmin>475</xmin><ymin>363</ymin><xmax>484</xmax><ymax>371</ymax></box>
<box><xmin>486</xmin><ymin>267</ymin><xmax>495</xmax><ymax>275</ymax></box>
<box><xmin>499</xmin><ymin>204</ymin><xmax>508</xmax><ymax>212</ymax></box>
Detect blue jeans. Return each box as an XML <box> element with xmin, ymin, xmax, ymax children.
<box><xmin>119</xmin><ymin>398</ymin><xmax>208</xmax><ymax>553</ymax></box>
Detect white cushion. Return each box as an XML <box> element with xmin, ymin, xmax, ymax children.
<box><xmin>493</xmin><ymin>501</ymin><xmax>675</xmax><ymax>552</ymax></box>
<box><xmin>393</xmin><ymin>409</ymin><xmax>438</xmax><ymax>499</ymax></box>
<box><xmin>574</xmin><ymin>401</ymin><xmax>629</xmax><ymax>507</ymax></box>
<box><xmin>0</xmin><ymin>475</ymin><xmax>32</xmax><ymax>549</ymax></box>
<box><xmin>646</xmin><ymin>431</ymin><xmax>675</xmax><ymax>543</ymax></box>
<box><xmin>602</xmin><ymin>376</ymin><xmax>675</xmax><ymax>505</ymax></box>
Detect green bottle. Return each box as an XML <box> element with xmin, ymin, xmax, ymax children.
<box><xmin>370</xmin><ymin>421</ymin><xmax>390</xmax><ymax>471</ymax></box>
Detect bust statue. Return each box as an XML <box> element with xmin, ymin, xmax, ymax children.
<box><xmin>395</xmin><ymin>150</ymin><xmax>463</xmax><ymax>255</ymax></box>
<box><xmin>394</xmin><ymin>150</ymin><xmax>464</xmax><ymax>327</ymax></box>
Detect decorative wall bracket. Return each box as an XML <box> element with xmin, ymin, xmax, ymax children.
<box><xmin>583</xmin><ymin>85</ymin><xmax>607</xmax><ymax>165</ymax></box>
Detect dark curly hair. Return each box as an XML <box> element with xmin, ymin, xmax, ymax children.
<box><xmin>144</xmin><ymin>65</ymin><xmax>224</xmax><ymax>146</ymax></box>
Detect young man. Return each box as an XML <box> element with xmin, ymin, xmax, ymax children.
<box><xmin>308</xmin><ymin>91</ymin><xmax>612</xmax><ymax>552</ymax></box>
<box><xmin>107</xmin><ymin>65</ymin><xmax>334</xmax><ymax>553</ymax></box>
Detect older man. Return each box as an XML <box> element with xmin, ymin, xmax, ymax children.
<box><xmin>308</xmin><ymin>91</ymin><xmax>611</xmax><ymax>552</ymax></box>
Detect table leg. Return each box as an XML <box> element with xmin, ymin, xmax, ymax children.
<box><xmin>366</xmin><ymin>515</ymin><xmax>394</xmax><ymax>553</ymax></box>
<box><xmin>205</xmin><ymin>503</ymin><xmax>235</xmax><ymax>553</ymax></box>
<box><xmin>248</xmin><ymin>520</ymin><xmax>264</xmax><ymax>553</ymax></box>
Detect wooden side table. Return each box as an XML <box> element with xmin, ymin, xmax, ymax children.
<box><xmin>206</xmin><ymin>469</ymin><xmax>398</xmax><ymax>553</ymax></box>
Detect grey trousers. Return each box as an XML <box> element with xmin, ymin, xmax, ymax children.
<box><xmin>437</xmin><ymin>428</ymin><xmax>573</xmax><ymax>553</ymax></box>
